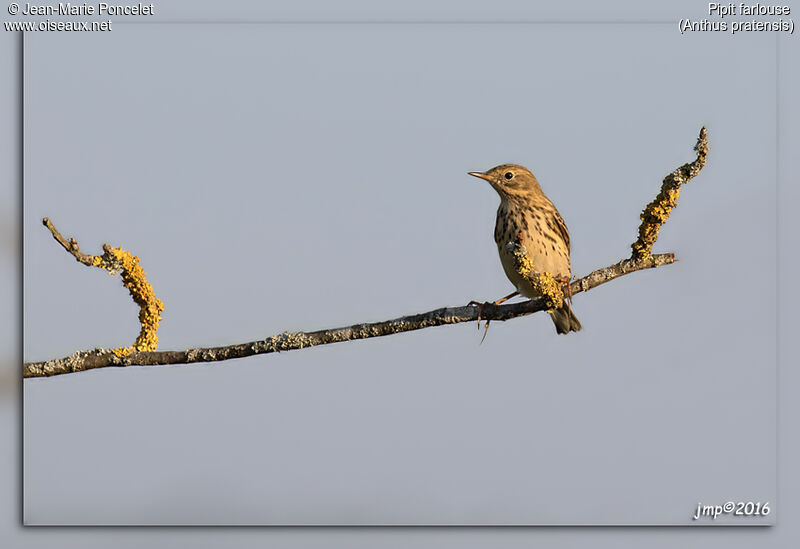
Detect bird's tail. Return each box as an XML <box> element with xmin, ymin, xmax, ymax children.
<box><xmin>549</xmin><ymin>302</ymin><xmax>582</xmax><ymax>335</ymax></box>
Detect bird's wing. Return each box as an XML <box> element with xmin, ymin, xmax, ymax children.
<box><xmin>550</xmin><ymin>209</ymin><xmax>571</xmax><ymax>253</ymax></box>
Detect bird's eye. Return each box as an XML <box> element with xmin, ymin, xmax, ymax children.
<box><xmin>504</xmin><ymin>172</ymin><xmax>514</xmax><ymax>180</ymax></box>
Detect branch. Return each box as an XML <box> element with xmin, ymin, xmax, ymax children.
<box><xmin>41</xmin><ymin>218</ymin><xmax>164</xmax><ymax>356</ymax></box>
<box><xmin>24</xmin><ymin>128</ymin><xmax>708</xmax><ymax>378</ymax></box>
<box><xmin>23</xmin><ymin>253</ymin><xmax>674</xmax><ymax>378</ymax></box>
<box><xmin>507</xmin><ymin>238</ymin><xmax>567</xmax><ymax>311</ymax></box>
<box><xmin>42</xmin><ymin>217</ymin><xmax>95</xmax><ymax>266</ymax></box>
<box><xmin>631</xmin><ymin>127</ymin><xmax>708</xmax><ymax>259</ymax></box>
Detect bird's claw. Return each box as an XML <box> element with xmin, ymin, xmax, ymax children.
<box><xmin>468</xmin><ymin>300</ymin><xmax>493</xmax><ymax>343</ymax></box>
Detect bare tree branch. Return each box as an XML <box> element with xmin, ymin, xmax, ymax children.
<box><xmin>23</xmin><ymin>253</ymin><xmax>674</xmax><ymax>378</ymax></box>
<box><xmin>24</xmin><ymin>128</ymin><xmax>708</xmax><ymax>379</ymax></box>
<box><xmin>42</xmin><ymin>217</ymin><xmax>96</xmax><ymax>266</ymax></box>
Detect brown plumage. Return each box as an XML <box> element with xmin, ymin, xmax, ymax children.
<box><xmin>469</xmin><ymin>164</ymin><xmax>581</xmax><ymax>334</ymax></box>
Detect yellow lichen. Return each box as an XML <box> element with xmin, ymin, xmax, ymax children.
<box><xmin>95</xmin><ymin>247</ymin><xmax>164</xmax><ymax>353</ymax></box>
<box><xmin>40</xmin><ymin>218</ymin><xmax>164</xmax><ymax>358</ymax></box>
<box><xmin>509</xmin><ymin>241</ymin><xmax>565</xmax><ymax>311</ymax></box>
<box><xmin>631</xmin><ymin>183</ymin><xmax>684</xmax><ymax>260</ymax></box>
<box><xmin>631</xmin><ymin>127</ymin><xmax>708</xmax><ymax>260</ymax></box>
<box><xmin>112</xmin><ymin>346</ymin><xmax>133</xmax><ymax>357</ymax></box>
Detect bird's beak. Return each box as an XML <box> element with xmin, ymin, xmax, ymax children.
<box><xmin>468</xmin><ymin>171</ymin><xmax>491</xmax><ymax>182</ymax></box>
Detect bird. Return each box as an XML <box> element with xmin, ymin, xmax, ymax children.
<box><xmin>469</xmin><ymin>164</ymin><xmax>581</xmax><ymax>334</ymax></box>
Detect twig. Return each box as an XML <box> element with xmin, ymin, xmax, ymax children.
<box><xmin>42</xmin><ymin>217</ymin><xmax>96</xmax><ymax>266</ymax></box>
<box><xmin>631</xmin><ymin>127</ymin><xmax>708</xmax><ymax>259</ymax></box>
<box><xmin>39</xmin><ymin>218</ymin><xmax>164</xmax><ymax>357</ymax></box>
<box><xmin>23</xmin><ymin>253</ymin><xmax>674</xmax><ymax>378</ymax></box>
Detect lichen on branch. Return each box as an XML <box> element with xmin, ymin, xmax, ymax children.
<box><xmin>99</xmin><ymin>246</ymin><xmax>164</xmax><ymax>354</ymax></box>
<box><xmin>631</xmin><ymin>127</ymin><xmax>708</xmax><ymax>260</ymax></box>
<box><xmin>506</xmin><ymin>239</ymin><xmax>564</xmax><ymax>311</ymax></box>
<box><xmin>23</xmin><ymin>252</ymin><xmax>675</xmax><ymax>378</ymax></box>
<box><xmin>41</xmin><ymin>218</ymin><xmax>164</xmax><ymax>356</ymax></box>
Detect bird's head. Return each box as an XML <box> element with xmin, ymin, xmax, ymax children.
<box><xmin>468</xmin><ymin>164</ymin><xmax>543</xmax><ymax>199</ymax></box>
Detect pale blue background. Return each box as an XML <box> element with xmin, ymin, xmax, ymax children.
<box><xmin>3</xmin><ymin>0</ymin><xmax>799</xmax><ymax>545</ymax></box>
<box><xmin>22</xmin><ymin>14</ymin><xmax>775</xmax><ymax>525</ymax></box>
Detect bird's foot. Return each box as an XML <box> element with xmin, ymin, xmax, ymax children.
<box><xmin>467</xmin><ymin>300</ymin><xmax>493</xmax><ymax>343</ymax></box>
<box><xmin>468</xmin><ymin>290</ymin><xmax>519</xmax><ymax>343</ymax></box>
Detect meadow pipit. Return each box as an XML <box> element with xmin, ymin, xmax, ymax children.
<box><xmin>469</xmin><ymin>164</ymin><xmax>581</xmax><ymax>334</ymax></box>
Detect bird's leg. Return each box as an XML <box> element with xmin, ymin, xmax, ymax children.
<box><xmin>493</xmin><ymin>290</ymin><xmax>520</xmax><ymax>306</ymax></box>
<box><xmin>466</xmin><ymin>300</ymin><xmax>488</xmax><ymax>332</ymax></box>
<box><xmin>468</xmin><ymin>290</ymin><xmax>519</xmax><ymax>324</ymax></box>
<box><xmin>468</xmin><ymin>291</ymin><xmax>520</xmax><ymax>342</ymax></box>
